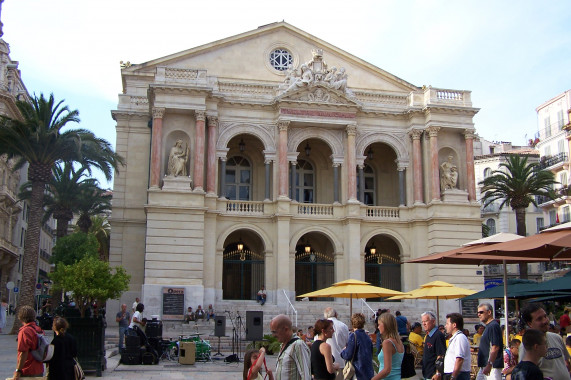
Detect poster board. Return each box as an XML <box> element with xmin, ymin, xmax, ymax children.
<box><xmin>162</xmin><ymin>287</ymin><xmax>185</xmax><ymax>320</ymax></box>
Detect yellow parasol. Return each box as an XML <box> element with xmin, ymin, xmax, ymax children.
<box><xmin>388</xmin><ymin>281</ymin><xmax>475</xmax><ymax>324</ymax></box>
<box><xmin>298</xmin><ymin>279</ymin><xmax>407</xmax><ymax>316</ymax></box>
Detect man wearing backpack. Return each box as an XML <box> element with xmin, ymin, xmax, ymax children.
<box><xmin>14</xmin><ymin>305</ymin><xmax>45</xmax><ymax>379</ymax></box>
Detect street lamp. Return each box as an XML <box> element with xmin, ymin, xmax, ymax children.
<box><xmin>239</xmin><ymin>139</ymin><xmax>245</xmax><ymax>152</ymax></box>
<box><xmin>305</xmin><ymin>142</ymin><xmax>311</xmax><ymax>157</ymax></box>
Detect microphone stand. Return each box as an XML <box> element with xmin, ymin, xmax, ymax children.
<box><xmin>226</xmin><ymin>311</ymin><xmax>240</xmax><ymax>362</ymax></box>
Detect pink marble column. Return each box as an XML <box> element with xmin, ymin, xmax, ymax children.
<box><xmin>150</xmin><ymin>107</ymin><xmax>165</xmax><ymax>188</ymax></box>
<box><xmin>278</xmin><ymin>121</ymin><xmax>289</xmax><ymax>198</ymax></box>
<box><xmin>206</xmin><ymin>115</ymin><xmax>218</xmax><ymax>194</ymax></box>
<box><xmin>409</xmin><ymin>129</ymin><xmax>424</xmax><ymax>203</ymax></box>
<box><xmin>464</xmin><ymin>129</ymin><xmax>477</xmax><ymax>201</ymax></box>
<box><xmin>193</xmin><ymin>111</ymin><xmax>206</xmax><ymax>192</ymax></box>
<box><xmin>426</xmin><ymin>126</ymin><xmax>441</xmax><ymax>200</ymax></box>
<box><xmin>346</xmin><ymin>124</ymin><xmax>357</xmax><ymax>201</ymax></box>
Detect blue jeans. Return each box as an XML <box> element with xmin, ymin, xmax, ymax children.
<box><xmin>376</xmin><ymin>331</ymin><xmax>381</xmax><ymax>353</ymax></box>
<box><xmin>119</xmin><ymin>326</ymin><xmax>128</xmax><ymax>349</ymax></box>
<box><xmin>257</xmin><ymin>295</ymin><xmax>266</xmax><ymax>305</ymax></box>
<box><xmin>207</xmin><ymin>313</ymin><xmax>215</xmax><ymax>321</ymax></box>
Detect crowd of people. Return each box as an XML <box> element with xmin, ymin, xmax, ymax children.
<box><xmin>184</xmin><ymin>304</ymin><xmax>216</xmax><ymax>323</ymax></box>
<box><xmin>244</xmin><ymin>303</ymin><xmax>571</xmax><ymax>380</ymax></box>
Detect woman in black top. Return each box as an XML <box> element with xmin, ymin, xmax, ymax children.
<box><xmin>311</xmin><ymin>319</ymin><xmax>339</xmax><ymax>380</ymax></box>
<box><xmin>47</xmin><ymin>317</ymin><xmax>77</xmax><ymax>380</ymax></box>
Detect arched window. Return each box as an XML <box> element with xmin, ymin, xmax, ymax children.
<box><xmin>486</xmin><ymin>218</ymin><xmax>496</xmax><ymax>235</ymax></box>
<box><xmin>295</xmin><ymin>160</ymin><xmax>314</xmax><ymax>203</ymax></box>
<box><xmin>225</xmin><ymin>156</ymin><xmax>251</xmax><ymax>200</ymax></box>
<box><xmin>483</xmin><ymin>168</ymin><xmax>492</xmax><ymax>179</ymax></box>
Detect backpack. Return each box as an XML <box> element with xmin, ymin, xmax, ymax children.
<box><xmin>28</xmin><ymin>325</ymin><xmax>54</xmax><ymax>362</ymax></box>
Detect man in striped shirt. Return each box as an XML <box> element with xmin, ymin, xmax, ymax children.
<box><xmin>271</xmin><ymin>314</ymin><xmax>311</xmax><ymax>380</ymax></box>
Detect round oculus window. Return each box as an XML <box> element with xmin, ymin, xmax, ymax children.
<box><xmin>269</xmin><ymin>49</ymin><xmax>293</xmax><ymax>71</ymax></box>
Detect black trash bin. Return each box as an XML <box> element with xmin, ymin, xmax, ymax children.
<box><xmin>66</xmin><ymin>316</ymin><xmax>106</xmax><ymax>377</ymax></box>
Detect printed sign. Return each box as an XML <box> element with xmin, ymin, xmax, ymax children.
<box><xmin>162</xmin><ymin>287</ymin><xmax>185</xmax><ymax>320</ymax></box>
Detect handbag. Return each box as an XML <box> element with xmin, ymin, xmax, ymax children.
<box><xmin>401</xmin><ymin>342</ymin><xmax>417</xmax><ymax>378</ymax></box>
<box><xmin>342</xmin><ymin>333</ymin><xmax>357</xmax><ymax>380</ymax></box>
<box><xmin>73</xmin><ymin>357</ymin><xmax>85</xmax><ymax>380</ymax></box>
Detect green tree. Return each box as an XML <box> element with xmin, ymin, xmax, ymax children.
<box><xmin>479</xmin><ymin>154</ymin><xmax>556</xmax><ymax>278</ymax></box>
<box><xmin>84</xmin><ymin>215</ymin><xmax>111</xmax><ymax>261</ymax></box>
<box><xmin>0</xmin><ymin>93</ymin><xmax>124</xmax><ymax>327</ymax></box>
<box><xmin>75</xmin><ymin>186</ymin><xmax>111</xmax><ymax>234</ymax></box>
<box><xmin>50</xmin><ymin>255</ymin><xmax>130</xmax><ymax>317</ymax></box>
<box><xmin>51</xmin><ymin>232</ymin><xmax>99</xmax><ymax>266</ymax></box>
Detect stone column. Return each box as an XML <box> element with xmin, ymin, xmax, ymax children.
<box><xmin>358</xmin><ymin>164</ymin><xmax>365</xmax><ymax>203</ymax></box>
<box><xmin>346</xmin><ymin>124</ymin><xmax>357</xmax><ymax>201</ymax></box>
<box><xmin>333</xmin><ymin>163</ymin><xmax>340</xmax><ymax>203</ymax></box>
<box><xmin>206</xmin><ymin>115</ymin><xmax>218</xmax><ymax>195</ymax></box>
<box><xmin>397</xmin><ymin>164</ymin><xmax>406</xmax><ymax>206</ymax></box>
<box><xmin>409</xmin><ymin>129</ymin><xmax>424</xmax><ymax>204</ymax></box>
<box><xmin>291</xmin><ymin>161</ymin><xmax>297</xmax><ymax>201</ymax></box>
<box><xmin>219</xmin><ymin>157</ymin><xmax>227</xmax><ymax>199</ymax></box>
<box><xmin>264</xmin><ymin>159</ymin><xmax>271</xmax><ymax>201</ymax></box>
<box><xmin>426</xmin><ymin>126</ymin><xmax>441</xmax><ymax>200</ymax></box>
<box><xmin>464</xmin><ymin>129</ymin><xmax>477</xmax><ymax>202</ymax></box>
<box><xmin>150</xmin><ymin>107</ymin><xmax>165</xmax><ymax>188</ymax></box>
<box><xmin>278</xmin><ymin>121</ymin><xmax>289</xmax><ymax>199</ymax></box>
<box><xmin>193</xmin><ymin>111</ymin><xmax>206</xmax><ymax>192</ymax></box>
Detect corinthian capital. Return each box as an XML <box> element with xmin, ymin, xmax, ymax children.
<box><xmin>207</xmin><ymin>115</ymin><xmax>219</xmax><ymax>127</ymax></box>
<box><xmin>346</xmin><ymin>124</ymin><xmax>357</xmax><ymax>136</ymax></box>
<box><xmin>463</xmin><ymin>128</ymin><xmax>476</xmax><ymax>140</ymax></box>
<box><xmin>195</xmin><ymin>111</ymin><xmax>206</xmax><ymax>122</ymax></box>
<box><xmin>152</xmin><ymin>107</ymin><xmax>165</xmax><ymax>119</ymax></box>
<box><xmin>408</xmin><ymin>128</ymin><xmax>423</xmax><ymax>140</ymax></box>
<box><xmin>425</xmin><ymin>126</ymin><xmax>440</xmax><ymax>137</ymax></box>
<box><xmin>277</xmin><ymin>120</ymin><xmax>290</xmax><ymax>132</ymax></box>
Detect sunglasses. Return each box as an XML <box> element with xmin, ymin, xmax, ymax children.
<box><xmin>477</xmin><ymin>310</ymin><xmax>487</xmax><ymax>315</ymax></box>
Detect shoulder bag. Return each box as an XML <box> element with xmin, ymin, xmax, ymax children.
<box><xmin>342</xmin><ymin>332</ymin><xmax>357</xmax><ymax>380</ymax></box>
<box><xmin>73</xmin><ymin>357</ymin><xmax>85</xmax><ymax>380</ymax></box>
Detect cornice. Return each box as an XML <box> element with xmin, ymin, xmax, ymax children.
<box><xmin>111</xmin><ymin>110</ymin><xmax>150</xmax><ymax>121</ymax></box>
<box><xmin>423</xmin><ymin>105</ymin><xmax>480</xmax><ymax>117</ymax></box>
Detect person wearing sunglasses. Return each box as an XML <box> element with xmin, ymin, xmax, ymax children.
<box><xmin>476</xmin><ymin>303</ymin><xmax>503</xmax><ymax>380</ymax></box>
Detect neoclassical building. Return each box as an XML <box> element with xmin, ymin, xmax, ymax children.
<box><xmin>110</xmin><ymin>22</ymin><xmax>483</xmax><ymax>318</ymax></box>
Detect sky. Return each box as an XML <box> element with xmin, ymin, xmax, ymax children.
<box><xmin>3</xmin><ymin>0</ymin><xmax>571</xmax><ymax>188</ymax></box>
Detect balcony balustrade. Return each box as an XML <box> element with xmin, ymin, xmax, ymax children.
<box><xmin>538</xmin><ymin>152</ymin><xmax>567</xmax><ymax>170</ymax></box>
<box><xmin>363</xmin><ymin>206</ymin><xmax>400</xmax><ymax>219</ymax></box>
<box><xmin>297</xmin><ymin>203</ymin><xmax>334</xmax><ymax>216</ymax></box>
<box><xmin>225</xmin><ymin>200</ymin><xmax>265</xmax><ymax>215</ymax></box>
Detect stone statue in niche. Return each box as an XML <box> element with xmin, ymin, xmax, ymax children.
<box><xmin>167</xmin><ymin>139</ymin><xmax>190</xmax><ymax>177</ymax></box>
<box><xmin>440</xmin><ymin>154</ymin><xmax>458</xmax><ymax>191</ymax></box>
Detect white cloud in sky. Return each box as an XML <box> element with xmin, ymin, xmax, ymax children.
<box><xmin>2</xmin><ymin>0</ymin><xmax>570</xmax><ymax>188</ymax></box>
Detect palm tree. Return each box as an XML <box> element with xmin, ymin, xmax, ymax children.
<box><xmin>80</xmin><ymin>215</ymin><xmax>111</xmax><ymax>261</ymax></box>
<box><xmin>76</xmin><ymin>186</ymin><xmax>111</xmax><ymax>234</ymax></box>
<box><xmin>0</xmin><ymin>93</ymin><xmax>124</xmax><ymax>323</ymax></box>
<box><xmin>20</xmin><ymin>163</ymin><xmax>99</xmax><ymax>238</ymax></box>
<box><xmin>479</xmin><ymin>154</ymin><xmax>556</xmax><ymax>278</ymax></box>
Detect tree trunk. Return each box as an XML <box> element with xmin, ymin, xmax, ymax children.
<box><xmin>514</xmin><ymin>207</ymin><xmax>528</xmax><ymax>279</ymax></box>
<box><xmin>10</xmin><ymin>179</ymin><xmax>45</xmax><ymax>334</ymax></box>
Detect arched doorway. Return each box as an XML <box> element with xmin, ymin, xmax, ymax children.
<box><xmin>294</xmin><ymin>234</ymin><xmax>335</xmax><ymax>299</ymax></box>
<box><xmin>222</xmin><ymin>235</ymin><xmax>265</xmax><ymax>300</ymax></box>
<box><xmin>364</xmin><ymin>235</ymin><xmax>401</xmax><ymax>301</ymax></box>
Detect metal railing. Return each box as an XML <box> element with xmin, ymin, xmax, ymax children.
<box><xmin>359</xmin><ymin>298</ymin><xmax>376</xmax><ymax>321</ymax></box>
<box><xmin>538</xmin><ymin>152</ymin><xmax>567</xmax><ymax>169</ymax></box>
<box><xmin>282</xmin><ymin>289</ymin><xmax>298</xmax><ymax>327</ymax></box>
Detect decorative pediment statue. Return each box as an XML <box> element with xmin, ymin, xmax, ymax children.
<box><xmin>276</xmin><ymin>49</ymin><xmax>355</xmax><ymax>100</ymax></box>
<box><xmin>167</xmin><ymin>139</ymin><xmax>190</xmax><ymax>177</ymax></box>
<box><xmin>440</xmin><ymin>154</ymin><xmax>459</xmax><ymax>191</ymax></box>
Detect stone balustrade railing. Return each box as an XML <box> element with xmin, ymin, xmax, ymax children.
<box><xmin>296</xmin><ymin>203</ymin><xmax>334</xmax><ymax>216</ymax></box>
<box><xmin>225</xmin><ymin>200</ymin><xmax>265</xmax><ymax>214</ymax></box>
<box><xmin>363</xmin><ymin>206</ymin><xmax>400</xmax><ymax>219</ymax></box>
<box><xmin>423</xmin><ymin>86</ymin><xmax>472</xmax><ymax>107</ymax></box>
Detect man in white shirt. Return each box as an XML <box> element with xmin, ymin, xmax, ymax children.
<box><xmin>444</xmin><ymin>312</ymin><xmax>472</xmax><ymax>380</ymax></box>
<box><xmin>324</xmin><ymin>307</ymin><xmax>349</xmax><ymax>380</ymax></box>
<box><xmin>132</xmin><ymin>297</ymin><xmax>139</xmax><ymax>314</ymax></box>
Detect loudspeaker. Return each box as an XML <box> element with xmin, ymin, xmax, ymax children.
<box><xmin>214</xmin><ymin>316</ymin><xmax>226</xmax><ymax>337</ymax></box>
<box><xmin>179</xmin><ymin>341</ymin><xmax>196</xmax><ymax>365</ymax></box>
<box><xmin>246</xmin><ymin>311</ymin><xmax>263</xmax><ymax>341</ymax></box>
<box><xmin>145</xmin><ymin>320</ymin><xmax>163</xmax><ymax>339</ymax></box>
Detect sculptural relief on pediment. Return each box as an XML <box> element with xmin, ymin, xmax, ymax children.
<box><xmin>276</xmin><ymin>48</ymin><xmax>358</xmax><ymax>105</ymax></box>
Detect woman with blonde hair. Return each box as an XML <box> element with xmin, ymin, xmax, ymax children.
<box><xmin>46</xmin><ymin>317</ymin><xmax>77</xmax><ymax>380</ymax></box>
<box><xmin>372</xmin><ymin>313</ymin><xmax>404</xmax><ymax>380</ymax></box>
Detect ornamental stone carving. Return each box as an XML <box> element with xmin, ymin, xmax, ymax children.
<box><xmin>167</xmin><ymin>139</ymin><xmax>190</xmax><ymax>177</ymax></box>
<box><xmin>276</xmin><ymin>48</ymin><xmax>355</xmax><ymax>99</ymax></box>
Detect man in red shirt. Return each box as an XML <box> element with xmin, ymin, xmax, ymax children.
<box><xmin>560</xmin><ymin>309</ymin><xmax>570</xmax><ymax>335</ymax></box>
<box><xmin>13</xmin><ymin>305</ymin><xmax>44</xmax><ymax>379</ymax></box>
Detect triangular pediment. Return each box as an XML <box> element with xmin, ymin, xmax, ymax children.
<box><xmin>122</xmin><ymin>22</ymin><xmax>419</xmax><ymax>95</ymax></box>
<box><xmin>276</xmin><ymin>84</ymin><xmax>361</xmax><ymax>107</ymax></box>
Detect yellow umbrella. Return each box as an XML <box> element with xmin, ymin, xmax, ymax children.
<box><xmin>388</xmin><ymin>281</ymin><xmax>475</xmax><ymax>324</ymax></box>
<box><xmin>298</xmin><ymin>279</ymin><xmax>407</xmax><ymax>316</ymax></box>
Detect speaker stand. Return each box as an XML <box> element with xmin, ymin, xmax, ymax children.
<box><xmin>213</xmin><ymin>336</ymin><xmax>223</xmax><ymax>357</ymax></box>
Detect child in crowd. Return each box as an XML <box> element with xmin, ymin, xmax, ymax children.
<box><xmin>502</xmin><ymin>338</ymin><xmax>521</xmax><ymax>380</ymax></box>
<box><xmin>510</xmin><ymin>329</ymin><xmax>546</xmax><ymax>380</ymax></box>
<box><xmin>243</xmin><ymin>347</ymin><xmax>273</xmax><ymax>380</ymax></box>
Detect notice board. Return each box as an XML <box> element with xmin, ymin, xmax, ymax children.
<box><xmin>162</xmin><ymin>287</ymin><xmax>185</xmax><ymax>320</ymax></box>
